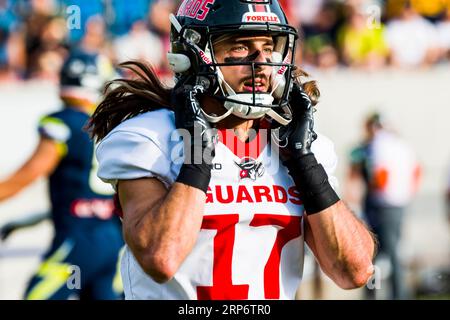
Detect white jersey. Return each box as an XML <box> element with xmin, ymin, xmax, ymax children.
<box><xmin>96</xmin><ymin>108</ymin><xmax>338</xmax><ymax>300</ymax></box>
<box><xmin>370</xmin><ymin>130</ymin><xmax>420</xmax><ymax>207</ymax></box>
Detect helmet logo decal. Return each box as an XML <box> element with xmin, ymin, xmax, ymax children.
<box><xmin>244</xmin><ymin>1</ymin><xmax>280</xmax><ymax>23</ymax></box>
<box><xmin>277</xmin><ymin>54</ymin><xmax>290</xmax><ymax>75</ymax></box>
<box><xmin>243</xmin><ymin>12</ymin><xmax>280</xmax><ymax>23</ymax></box>
<box><xmin>199</xmin><ymin>49</ymin><xmax>212</xmax><ymax>64</ymax></box>
<box><xmin>177</xmin><ymin>0</ymin><xmax>215</xmax><ymax>21</ymax></box>
<box><xmin>235</xmin><ymin>157</ymin><xmax>265</xmax><ymax>181</ymax></box>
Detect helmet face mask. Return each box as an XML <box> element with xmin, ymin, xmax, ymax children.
<box><xmin>168</xmin><ymin>0</ymin><xmax>298</xmax><ymax>125</ymax></box>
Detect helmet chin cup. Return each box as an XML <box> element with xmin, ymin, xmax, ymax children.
<box><xmin>202</xmin><ymin>92</ymin><xmax>292</xmax><ymax>125</ymax></box>
<box><xmin>224</xmin><ymin>93</ymin><xmax>273</xmax><ymax>119</ymax></box>
<box><xmin>167</xmin><ymin>53</ymin><xmax>191</xmax><ymax>73</ymax></box>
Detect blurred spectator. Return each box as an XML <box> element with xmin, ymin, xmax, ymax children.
<box><xmin>387</xmin><ymin>0</ymin><xmax>449</xmax><ymax>20</ymax></box>
<box><xmin>60</xmin><ymin>0</ymin><xmax>103</xmax><ymax>44</ymax></box>
<box><xmin>0</xmin><ymin>0</ymin><xmax>25</xmax><ymax>80</ymax></box>
<box><xmin>147</xmin><ymin>0</ymin><xmax>180</xmax><ymax>80</ymax></box>
<box><xmin>346</xmin><ymin>112</ymin><xmax>421</xmax><ymax>299</ymax></box>
<box><xmin>410</xmin><ymin>0</ymin><xmax>449</xmax><ymax>20</ymax></box>
<box><xmin>79</xmin><ymin>14</ymin><xmax>106</xmax><ymax>54</ymax></box>
<box><xmin>386</xmin><ymin>0</ymin><xmax>440</xmax><ymax>68</ymax></box>
<box><xmin>33</xmin><ymin>0</ymin><xmax>58</xmax><ymax>15</ymax></box>
<box><xmin>301</xmin><ymin>2</ymin><xmax>341</xmax><ymax>70</ymax></box>
<box><xmin>2</xmin><ymin>0</ymin><xmax>450</xmax><ymax>84</ymax></box>
<box><xmin>113</xmin><ymin>20</ymin><xmax>164</xmax><ymax>71</ymax></box>
<box><xmin>105</xmin><ymin>0</ymin><xmax>153</xmax><ymax>36</ymax></box>
<box><xmin>22</xmin><ymin>0</ymin><xmax>67</xmax><ymax>81</ymax></box>
<box><xmin>0</xmin><ymin>0</ymin><xmax>19</xmax><ymax>28</ymax></box>
<box><xmin>292</xmin><ymin>0</ymin><xmax>325</xmax><ymax>27</ymax></box>
<box><xmin>437</xmin><ymin>6</ymin><xmax>450</xmax><ymax>61</ymax></box>
<box><xmin>29</xmin><ymin>17</ymin><xmax>67</xmax><ymax>81</ymax></box>
<box><xmin>338</xmin><ymin>3</ymin><xmax>389</xmax><ymax>69</ymax></box>
<box><xmin>149</xmin><ymin>0</ymin><xmax>179</xmax><ymax>36</ymax></box>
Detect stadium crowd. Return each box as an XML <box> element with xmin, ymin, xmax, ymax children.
<box><xmin>1</xmin><ymin>0</ymin><xmax>450</xmax><ymax>84</ymax></box>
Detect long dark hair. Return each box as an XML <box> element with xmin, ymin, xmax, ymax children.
<box><xmin>88</xmin><ymin>61</ymin><xmax>320</xmax><ymax>142</ymax></box>
<box><xmin>88</xmin><ymin>61</ymin><xmax>172</xmax><ymax>142</ymax></box>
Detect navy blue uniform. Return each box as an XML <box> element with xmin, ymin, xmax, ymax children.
<box><xmin>24</xmin><ymin>107</ymin><xmax>123</xmax><ymax>300</ymax></box>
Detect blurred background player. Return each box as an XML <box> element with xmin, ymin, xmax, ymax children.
<box><xmin>346</xmin><ymin>112</ymin><xmax>421</xmax><ymax>299</ymax></box>
<box><xmin>0</xmin><ymin>49</ymin><xmax>123</xmax><ymax>300</ymax></box>
<box><xmin>447</xmin><ymin>164</ymin><xmax>450</xmax><ymax>224</ymax></box>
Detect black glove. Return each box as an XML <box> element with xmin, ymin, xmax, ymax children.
<box><xmin>0</xmin><ymin>212</ymin><xmax>49</xmax><ymax>241</ymax></box>
<box><xmin>278</xmin><ymin>81</ymin><xmax>317</xmax><ymax>160</ymax></box>
<box><xmin>0</xmin><ymin>223</ymin><xmax>16</xmax><ymax>241</ymax></box>
<box><xmin>171</xmin><ymin>76</ymin><xmax>217</xmax><ymax>194</ymax></box>
<box><xmin>276</xmin><ymin>82</ymin><xmax>339</xmax><ymax>215</ymax></box>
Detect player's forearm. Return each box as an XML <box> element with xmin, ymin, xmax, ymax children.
<box><xmin>0</xmin><ymin>139</ymin><xmax>60</xmax><ymax>202</ymax></box>
<box><xmin>0</xmin><ymin>181</ymin><xmax>20</xmax><ymax>201</ymax></box>
<box><xmin>129</xmin><ymin>79</ymin><xmax>215</xmax><ymax>282</ymax></box>
<box><xmin>127</xmin><ymin>182</ymin><xmax>205</xmax><ymax>283</ymax></box>
<box><xmin>0</xmin><ymin>174</ymin><xmax>36</xmax><ymax>201</ymax></box>
<box><xmin>307</xmin><ymin>200</ymin><xmax>375</xmax><ymax>289</ymax></box>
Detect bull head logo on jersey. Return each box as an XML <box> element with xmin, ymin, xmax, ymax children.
<box><xmin>235</xmin><ymin>157</ymin><xmax>265</xmax><ymax>181</ymax></box>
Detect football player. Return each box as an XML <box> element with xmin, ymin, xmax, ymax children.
<box><xmin>0</xmin><ymin>49</ymin><xmax>124</xmax><ymax>300</ymax></box>
<box><xmin>89</xmin><ymin>0</ymin><xmax>375</xmax><ymax>300</ymax></box>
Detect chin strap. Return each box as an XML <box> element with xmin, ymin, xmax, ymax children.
<box><xmin>201</xmin><ymin>107</ymin><xmax>233</xmax><ymax>123</ymax></box>
<box><xmin>266</xmin><ymin>109</ymin><xmax>291</xmax><ymax>126</ymax></box>
<box><xmin>201</xmin><ymin>93</ymin><xmax>291</xmax><ymax>126</ymax></box>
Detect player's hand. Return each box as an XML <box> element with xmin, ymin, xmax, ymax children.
<box><xmin>0</xmin><ymin>223</ymin><xmax>17</xmax><ymax>241</ymax></box>
<box><xmin>277</xmin><ymin>81</ymin><xmax>317</xmax><ymax>160</ymax></box>
<box><xmin>171</xmin><ymin>76</ymin><xmax>217</xmax><ymax>194</ymax></box>
<box><xmin>171</xmin><ymin>76</ymin><xmax>217</xmax><ymax>166</ymax></box>
<box><xmin>275</xmin><ymin>82</ymin><xmax>339</xmax><ymax>214</ymax></box>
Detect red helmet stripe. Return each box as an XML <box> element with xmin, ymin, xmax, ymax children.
<box><xmin>254</xmin><ymin>4</ymin><xmax>266</xmax><ymax>12</ymax></box>
<box><xmin>253</xmin><ymin>0</ymin><xmax>267</xmax><ymax>12</ymax></box>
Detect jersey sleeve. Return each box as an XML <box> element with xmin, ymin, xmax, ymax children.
<box><xmin>38</xmin><ymin>115</ymin><xmax>71</xmax><ymax>157</ymax></box>
<box><xmin>312</xmin><ymin>133</ymin><xmax>339</xmax><ymax>192</ymax></box>
<box><xmin>96</xmin><ymin>130</ymin><xmax>175</xmax><ymax>190</ymax></box>
<box><xmin>95</xmin><ymin>109</ymin><xmax>179</xmax><ymax>190</ymax></box>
